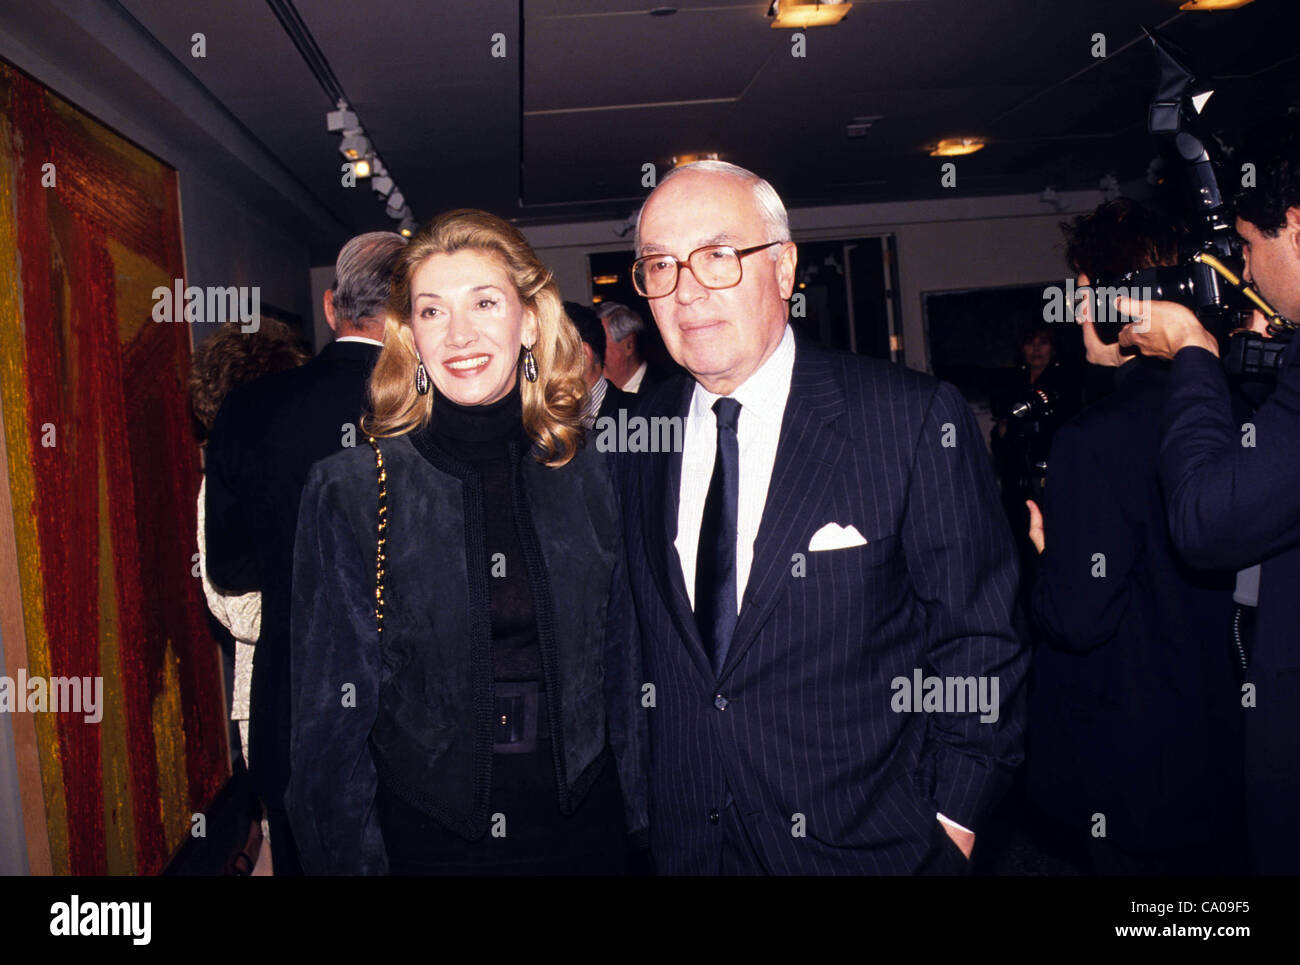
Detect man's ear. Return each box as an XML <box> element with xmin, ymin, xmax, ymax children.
<box><xmin>777</xmin><ymin>242</ymin><xmax>798</xmax><ymax>300</ymax></box>
<box><xmin>1286</xmin><ymin>206</ymin><xmax>1300</xmax><ymax>261</ymax></box>
<box><xmin>323</xmin><ymin>289</ymin><xmax>338</xmax><ymax>332</ymax></box>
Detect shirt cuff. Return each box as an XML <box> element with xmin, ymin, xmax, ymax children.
<box><xmin>936</xmin><ymin>812</ymin><xmax>974</xmax><ymax>836</ymax></box>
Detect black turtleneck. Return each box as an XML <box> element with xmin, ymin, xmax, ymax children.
<box><xmin>409</xmin><ymin>381</ymin><xmax>542</xmax><ymax>684</ymax></box>
<box><xmin>422</xmin><ymin>380</ymin><xmax>529</xmax><ymax>457</ymax></box>
<box><xmin>376</xmin><ymin>379</ymin><xmax>629</xmax><ymax>874</ymax></box>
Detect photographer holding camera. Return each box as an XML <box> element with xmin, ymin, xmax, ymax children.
<box><xmin>1118</xmin><ymin>117</ymin><xmax>1300</xmax><ymax>874</ymax></box>
<box><xmin>1026</xmin><ymin>199</ymin><xmax>1247</xmax><ymax>875</ymax></box>
<box><xmin>990</xmin><ymin>320</ymin><xmax>1080</xmax><ymax>583</ymax></box>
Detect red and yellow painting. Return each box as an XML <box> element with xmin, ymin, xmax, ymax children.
<box><xmin>0</xmin><ymin>59</ymin><xmax>227</xmax><ymax>874</ymax></box>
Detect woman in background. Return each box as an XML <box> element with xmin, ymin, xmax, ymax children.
<box><xmin>286</xmin><ymin>209</ymin><xmax>646</xmax><ymax>875</ymax></box>
<box><xmin>190</xmin><ymin>317</ymin><xmax>307</xmax><ymax>874</ymax></box>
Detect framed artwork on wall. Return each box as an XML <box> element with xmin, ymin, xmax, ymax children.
<box><xmin>0</xmin><ymin>59</ymin><xmax>227</xmax><ymax>875</ymax></box>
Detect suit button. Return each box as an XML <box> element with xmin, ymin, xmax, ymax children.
<box><xmin>708</xmin><ymin>808</ymin><xmax>720</xmax><ymax>825</ymax></box>
<box><xmin>713</xmin><ymin>693</ymin><xmax>728</xmax><ymax>711</ymax></box>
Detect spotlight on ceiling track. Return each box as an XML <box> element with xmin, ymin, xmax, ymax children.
<box><xmin>326</xmin><ymin>102</ymin><xmax>359</xmax><ymax>133</ymax></box>
<box><xmin>339</xmin><ymin>133</ymin><xmax>370</xmax><ymax>160</ymax></box>
<box><xmin>326</xmin><ymin>99</ymin><xmax>413</xmax><ymax>224</ymax></box>
<box><xmin>768</xmin><ymin>0</ymin><xmax>852</xmax><ymax>28</ymax></box>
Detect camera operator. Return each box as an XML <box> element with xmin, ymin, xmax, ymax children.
<box><xmin>1117</xmin><ymin>118</ymin><xmax>1300</xmax><ymax>874</ymax></box>
<box><xmin>1025</xmin><ymin>198</ymin><xmax>1247</xmax><ymax>875</ymax></box>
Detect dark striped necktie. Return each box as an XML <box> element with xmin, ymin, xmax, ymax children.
<box><xmin>695</xmin><ymin>396</ymin><xmax>742</xmax><ymax>676</ymax></box>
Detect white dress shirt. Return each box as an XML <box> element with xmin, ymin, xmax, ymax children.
<box><xmin>675</xmin><ymin>325</ymin><xmax>795</xmax><ymax>615</ymax></box>
<box><xmin>622</xmin><ymin>360</ymin><xmax>649</xmax><ymax>394</ymax></box>
<box><xmin>335</xmin><ymin>335</ymin><xmax>384</xmax><ymax>347</ymax></box>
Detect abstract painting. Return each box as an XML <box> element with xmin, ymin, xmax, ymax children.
<box><xmin>0</xmin><ymin>59</ymin><xmax>227</xmax><ymax>875</ymax></box>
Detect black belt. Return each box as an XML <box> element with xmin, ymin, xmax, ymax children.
<box><xmin>494</xmin><ymin>681</ymin><xmax>548</xmax><ymax>754</ymax></box>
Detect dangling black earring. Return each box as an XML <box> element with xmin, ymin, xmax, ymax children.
<box><xmin>522</xmin><ymin>344</ymin><xmax>538</xmax><ymax>383</ymax></box>
<box><xmin>415</xmin><ymin>354</ymin><xmax>430</xmax><ymax>395</ymax></box>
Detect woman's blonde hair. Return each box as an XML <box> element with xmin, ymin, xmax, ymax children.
<box><xmin>363</xmin><ymin>209</ymin><xmax>587</xmax><ymax>466</ymax></box>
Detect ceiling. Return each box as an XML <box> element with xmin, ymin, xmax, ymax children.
<box><xmin>116</xmin><ymin>0</ymin><xmax>1300</xmax><ymax>236</ymax></box>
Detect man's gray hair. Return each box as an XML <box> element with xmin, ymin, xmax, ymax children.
<box><xmin>596</xmin><ymin>301</ymin><xmax>644</xmax><ymax>343</ymax></box>
<box><xmin>332</xmin><ymin>231</ymin><xmax>407</xmax><ymax>324</ymax></box>
<box><xmin>635</xmin><ymin>160</ymin><xmax>792</xmax><ymax>254</ymax></box>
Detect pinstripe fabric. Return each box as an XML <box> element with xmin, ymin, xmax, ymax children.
<box><xmin>620</xmin><ymin>334</ymin><xmax>1028</xmax><ymax>874</ymax></box>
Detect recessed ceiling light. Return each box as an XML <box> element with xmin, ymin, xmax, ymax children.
<box><xmin>769</xmin><ymin>0</ymin><xmax>852</xmax><ymax>29</ymax></box>
<box><xmin>929</xmin><ymin>137</ymin><xmax>985</xmax><ymax>157</ymax></box>
<box><xmin>671</xmin><ymin>152</ymin><xmax>720</xmax><ymax>167</ymax></box>
<box><xmin>1179</xmin><ymin>0</ymin><xmax>1254</xmax><ymax>10</ymax></box>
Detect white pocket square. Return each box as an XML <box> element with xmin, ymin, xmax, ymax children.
<box><xmin>808</xmin><ymin>522</ymin><xmax>868</xmax><ymax>552</ymax></box>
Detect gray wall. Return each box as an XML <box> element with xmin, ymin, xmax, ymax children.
<box><xmin>0</xmin><ymin>627</ymin><xmax>27</xmax><ymax>874</ymax></box>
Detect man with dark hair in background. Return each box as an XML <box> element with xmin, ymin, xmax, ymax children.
<box><xmin>205</xmin><ymin>231</ymin><xmax>406</xmax><ymax>874</ymax></box>
<box><xmin>565</xmin><ymin>300</ymin><xmax>636</xmax><ymax>427</ymax></box>
<box><xmin>1024</xmin><ymin>198</ymin><xmax>1246</xmax><ymax>874</ymax></box>
<box><xmin>1119</xmin><ymin>117</ymin><xmax>1300</xmax><ymax>873</ymax></box>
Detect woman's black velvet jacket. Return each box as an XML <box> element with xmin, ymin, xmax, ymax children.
<box><xmin>283</xmin><ymin>428</ymin><xmax>648</xmax><ymax>875</ymax></box>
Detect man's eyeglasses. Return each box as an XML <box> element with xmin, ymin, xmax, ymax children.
<box><xmin>631</xmin><ymin>241</ymin><xmax>784</xmax><ymax>298</ymax></box>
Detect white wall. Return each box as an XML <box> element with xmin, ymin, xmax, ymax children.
<box><xmin>522</xmin><ymin>189</ymin><xmax>1109</xmax><ymax>373</ymax></box>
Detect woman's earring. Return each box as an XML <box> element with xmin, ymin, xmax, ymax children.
<box><xmin>415</xmin><ymin>354</ymin><xmax>430</xmax><ymax>395</ymax></box>
<box><xmin>522</xmin><ymin>344</ymin><xmax>539</xmax><ymax>383</ymax></box>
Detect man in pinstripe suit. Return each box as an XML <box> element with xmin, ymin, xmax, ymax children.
<box><xmin>621</xmin><ymin>161</ymin><xmax>1028</xmax><ymax>874</ymax></box>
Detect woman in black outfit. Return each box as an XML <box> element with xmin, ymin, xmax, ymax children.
<box><xmin>285</xmin><ymin>209</ymin><xmax>647</xmax><ymax>874</ymax></box>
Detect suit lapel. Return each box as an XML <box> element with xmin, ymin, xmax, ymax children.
<box><xmin>719</xmin><ymin>341</ymin><xmax>847</xmax><ymax>682</ymax></box>
<box><xmin>638</xmin><ymin>378</ymin><xmax>715</xmax><ymax>682</ymax></box>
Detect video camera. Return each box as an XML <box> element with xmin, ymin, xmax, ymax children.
<box><xmin>1092</xmin><ymin>26</ymin><xmax>1295</xmax><ymax>384</ymax></box>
